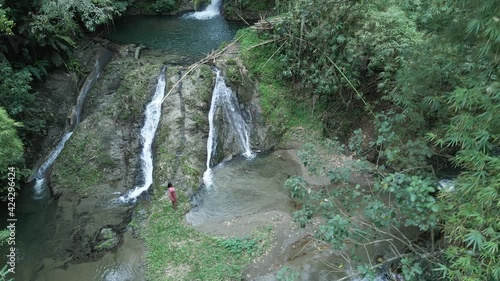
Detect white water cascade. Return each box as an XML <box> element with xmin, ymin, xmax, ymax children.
<box><xmin>32</xmin><ymin>54</ymin><xmax>109</xmax><ymax>199</ymax></box>
<box><xmin>203</xmin><ymin>69</ymin><xmax>254</xmax><ymax>187</ymax></box>
<box><xmin>33</xmin><ymin>132</ymin><xmax>73</xmax><ymax>198</ymax></box>
<box><xmin>186</xmin><ymin>0</ymin><xmax>222</xmax><ymax>20</ymax></box>
<box><xmin>119</xmin><ymin>67</ymin><xmax>167</xmax><ymax>203</ymax></box>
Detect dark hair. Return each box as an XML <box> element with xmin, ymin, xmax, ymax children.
<box><xmin>167</xmin><ymin>182</ymin><xmax>173</xmax><ymax>188</ymax></box>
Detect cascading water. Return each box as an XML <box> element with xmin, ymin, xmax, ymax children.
<box><xmin>33</xmin><ymin>132</ymin><xmax>73</xmax><ymax>198</ymax></box>
<box><xmin>186</xmin><ymin>0</ymin><xmax>222</xmax><ymax>20</ymax></box>
<box><xmin>203</xmin><ymin>69</ymin><xmax>254</xmax><ymax>187</ymax></box>
<box><xmin>32</xmin><ymin>51</ymin><xmax>111</xmax><ymax>198</ymax></box>
<box><xmin>119</xmin><ymin>67</ymin><xmax>167</xmax><ymax>203</ymax></box>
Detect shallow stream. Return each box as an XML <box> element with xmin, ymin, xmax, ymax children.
<box><xmin>187</xmin><ymin>152</ymin><xmax>299</xmax><ymax>227</ymax></box>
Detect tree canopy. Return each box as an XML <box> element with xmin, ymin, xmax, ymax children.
<box><xmin>240</xmin><ymin>0</ymin><xmax>499</xmax><ymax>279</ymax></box>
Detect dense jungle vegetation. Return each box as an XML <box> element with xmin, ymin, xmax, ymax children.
<box><xmin>0</xmin><ymin>0</ymin><xmax>498</xmax><ymax>280</ymax></box>
<box><xmin>236</xmin><ymin>0</ymin><xmax>498</xmax><ymax>280</ymax></box>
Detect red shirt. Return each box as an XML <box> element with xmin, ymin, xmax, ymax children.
<box><xmin>168</xmin><ymin>187</ymin><xmax>177</xmax><ymax>202</ymax></box>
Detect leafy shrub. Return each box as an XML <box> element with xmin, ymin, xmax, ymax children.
<box><xmin>220</xmin><ymin>237</ymin><xmax>259</xmax><ymax>256</ymax></box>
<box><xmin>153</xmin><ymin>0</ymin><xmax>177</xmax><ymax>12</ymax></box>
<box><xmin>277</xmin><ymin>266</ymin><xmax>299</xmax><ymax>281</ymax></box>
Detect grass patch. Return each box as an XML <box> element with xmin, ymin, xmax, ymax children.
<box><xmin>142</xmin><ymin>198</ymin><xmax>273</xmax><ymax>281</ymax></box>
<box><xmin>237</xmin><ymin>28</ymin><xmax>323</xmax><ymax>133</ymax></box>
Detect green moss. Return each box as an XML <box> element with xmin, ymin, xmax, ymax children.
<box><xmin>51</xmin><ymin>124</ymin><xmax>105</xmax><ymax>196</ymax></box>
<box><xmin>181</xmin><ymin>162</ymin><xmax>201</xmax><ymax>180</ymax></box>
<box><xmin>51</xmin><ymin>62</ymin><xmax>164</xmax><ymax>196</ymax></box>
<box><xmin>196</xmin><ymin>64</ymin><xmax>214</xmax><ymax>104</ymax></box>
<box><xmin>113</xmin><ymin>63</ymin><xmax>163</xmax><ymax>123</ymax></box>
<box><xmin>94</xmin><ymin>237</ymin><xmax>119</xmax><ymax>251</ymax></box>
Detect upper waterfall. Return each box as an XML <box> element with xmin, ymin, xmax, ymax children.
<box><xmin>186</xmin><ymin>0</ymin><xmax>222</xmax><ymax>20</ymax></box>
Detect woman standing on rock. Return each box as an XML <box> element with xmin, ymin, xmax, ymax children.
<box><xmin>167</xmin><ymin>182</ymin><xmax>177</xmax><ymax>210</ymax></box>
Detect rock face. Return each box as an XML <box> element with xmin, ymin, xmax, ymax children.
<box><xmin>29</xmin><ymin>72</ymin><xmax>78</xmax><ymax>168</ymax></box>
<box><xmin>44</xmin><ymin>45</ymin><xmax>169</xmax><ymax>264</ymax></box>
<box><xmin>154</xmin><ymin>64</ymin><xmax>213</xmax><ymax>195</ymax></box>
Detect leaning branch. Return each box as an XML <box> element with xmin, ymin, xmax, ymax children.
<box><xmin>160</xmin><ymin>35</ymin><xmax>243</xmax><ymax>104</ymax></box>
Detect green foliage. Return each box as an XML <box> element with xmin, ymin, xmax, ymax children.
<box><xmin>0</xmin><ymin>107</ymin><xmax>24</xmax><ymax>184</ymax></box>
<box><xmin>396</xmin><ymin>1</ymin><xmax>499</xmax><ymax>279</ymax></box>
<box><xmin>285</xmin><ymin>142</ymin><xmax>441</xmax><ymax>279</ymax></box>
<box><xmin>65</xmin><ymin>57</ymin><xmax>85</xmax><ymax>75</ymax></box>
<box><xmin>0</xmin><ymin>5</ymin><xmax>14</xmax><ymax>34</ymax></box>
<box><xmin>315</xmin><ymin>214</ymin><xmax>350</xmax><ymax>250</ymax></box>
<box><xmin>220</xmin><ymin>237</ymin><xmax>258</xmax><ymax>255</ymax></box>
<box><xmin>225</xmin><ymin>0</ymin><xmax>274</xmax><ymax>12</ymax></box>
<box><xmin>232</xmin><ymin>0</ymin><xmax>500</xmax><ymax>279</ymax></box>
<box><xmin>0</xmin><ymin>59</ymin><xmax>34</xmax><ymax>118</ymax></box>
<box><xmin>284</xmin><ymin>176</ymin><xmax>307</xmax><ymax>199</ymax></box>
<box><xmin>153</xmin><ymin>0</ymin><xmax>177</xmax><ymax>12</ymax></box>
<box><xmin>400</xmin><ymin>257</ymin><xmax>423</xmax><ymax>281</ymax></box>
<box><xmin>0</xmin><ymin>264</ymin><xmax>13</xmax><ymax>281</ymax></box>
<box><xmin>237</xmin><ymin>28</ymin><xmax>323</xmax><ymax>134</ymax></box>
<box><xmin>219</xmin><ymin>227</ymin><xmax>272</xmax><ymax>256</ymax></box>
<box><xmin>268</xmin><ymin>0</ymin><xmax>500</xmax><ymax>279</ymax></box>
<box><xmin>0</xmin><ymin>229</ymin><xmax>9</xmax><ymax>245</ymax></box>
<box><xmin>276</xmin><ymin>0</ymin><xmax>421</xmax><ymax>98</ymax></box>
<box><xmin>376</xmin><ymin>173</ymin><xmax>439</xmax><ymax>230</ymax></box>
<box><xmin>276</xmin><ymin>266</ymin><xmax>299</xmax><ymax>281</ymax></box>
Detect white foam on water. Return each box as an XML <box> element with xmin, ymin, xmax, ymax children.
<box><xmin>184</xmin><ymin>0</ymin><xmax>221</xmax><ymax>20</ymax></box>
<box><xmin>202</xmin><ymin>69</ymin><xmax>255</xmax><ymax>187</ymax></box>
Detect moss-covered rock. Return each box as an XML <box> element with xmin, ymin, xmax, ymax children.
<box><xmin>153</xmin><ymin>64</ymin><xmax>212</xmax><ymax>198</ymax></box>
<box><xmin>193</xmin><ymin>0</ymin><xmax>209</xmax><ymax>11</ymax></box>
<box><xmin>93</xmin><ymin>227</ymin><xmax>119</xmax><ymax>252</ymax></box>
<box><xmin>51</xmin><ymin>58</ymin><xmax>163</xmax><ymax>197</ymax></box>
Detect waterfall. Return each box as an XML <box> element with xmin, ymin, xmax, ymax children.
<box><xmin>32</xmin><ymin>50</ymin><xmax>112</xmax><ymax>199</ymax></box>
<box><xmin>33</xmin><ymin>132</ymin><xmax>73</xmax><ymax>198</ymax></box>
<box><xmin>203</xmin><ymin>69</ymin><xmax>254</xmax><ymax>187</ymax></box>
<box><xmin>186</xmin><ymin>0</ymin><xmax>222</xmax><ymax>20</ymax></box>
<box><xmin>203</xmin><ymin>77</ymin><xmax>218</xmax><ymax>186</ymax></box>
<box><xmin>119</xmin><ymin>67</ymin><xmax>167</xmax><ymax>203</ymax></box>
